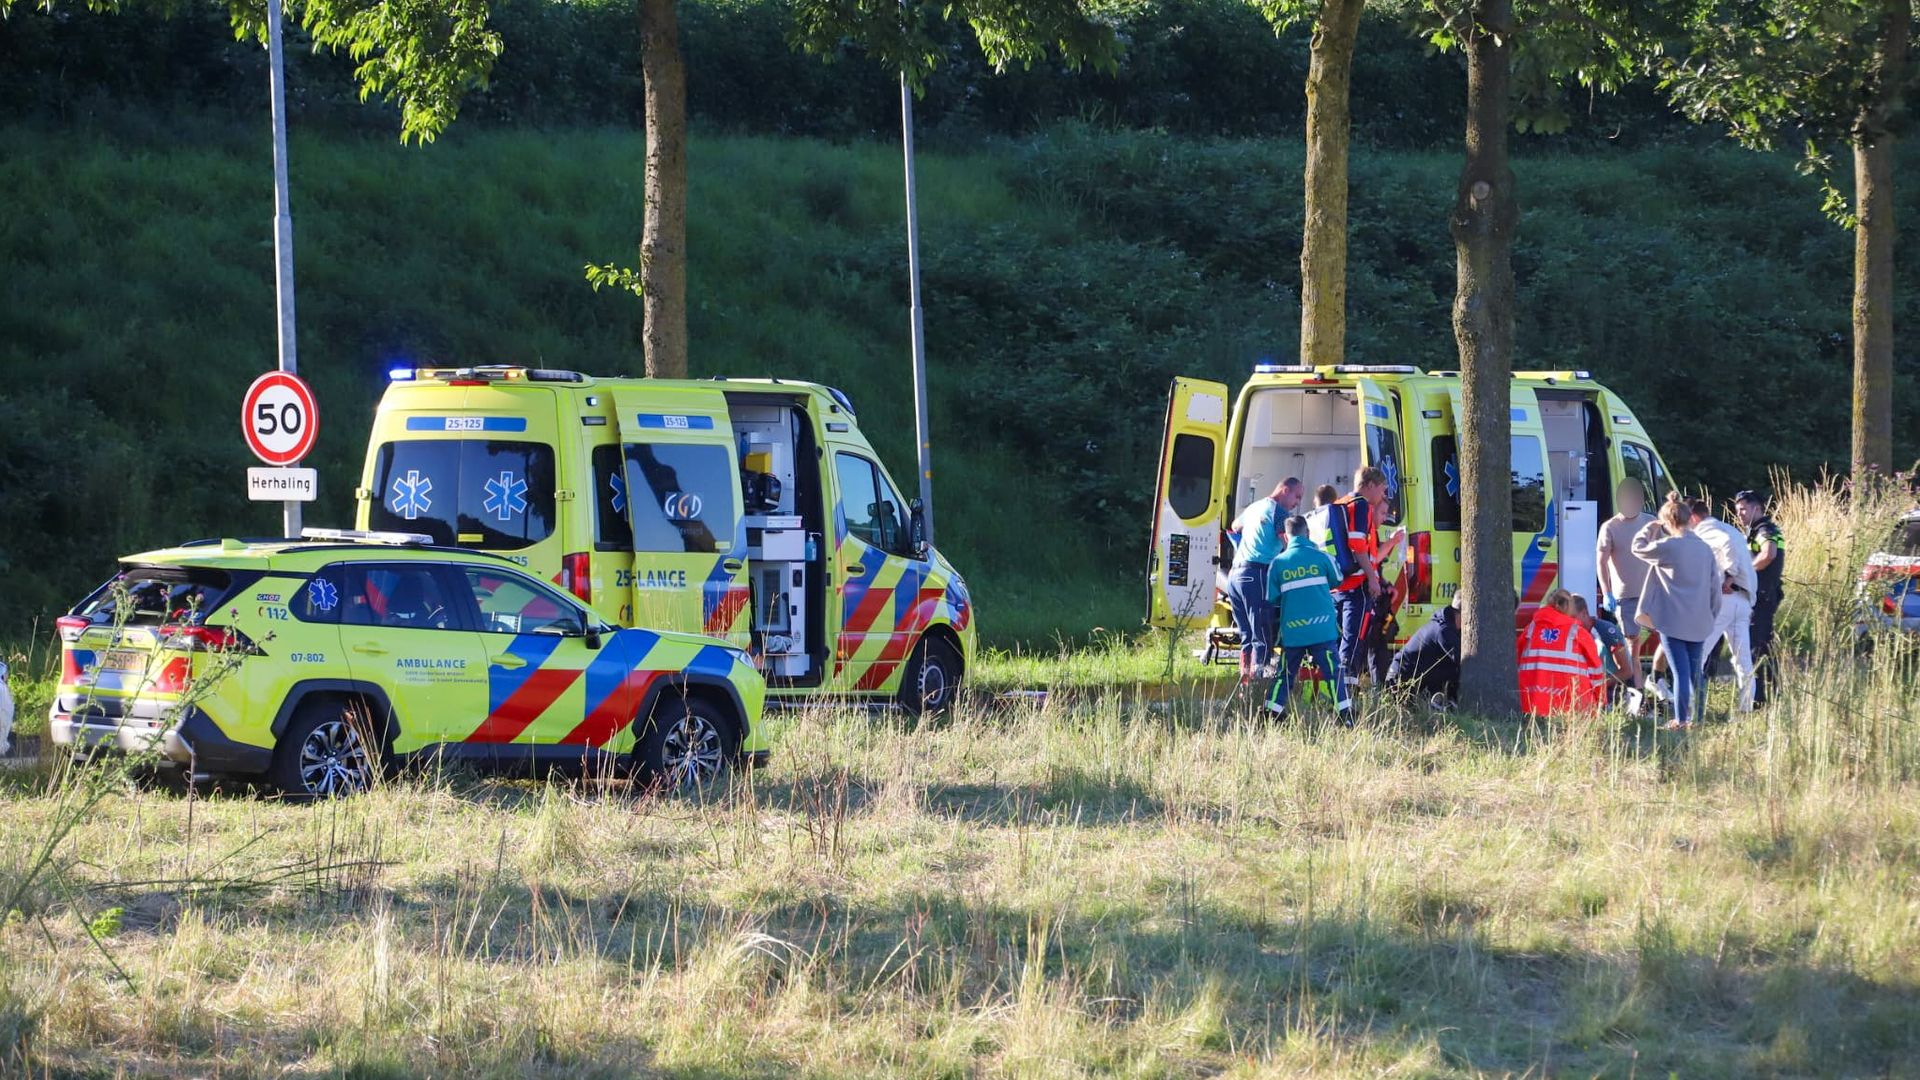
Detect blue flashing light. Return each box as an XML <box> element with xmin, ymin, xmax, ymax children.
<box><xmin>388</xmin><ymin>367</ymin><xmax>416</xmax><ymax>382</ymax></box>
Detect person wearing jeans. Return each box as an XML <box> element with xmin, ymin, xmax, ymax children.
<box><xmin>1632</xmin><ymin>493</ymin><xmax>1723</xmax><ymax>729</ymax></box>
<box><xmin>1224</xmin><ymin>478</ymin><xmax>1303</xmax><ymax>680</ymax></box>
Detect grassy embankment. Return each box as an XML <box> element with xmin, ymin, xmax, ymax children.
<box><xmin>8</xmin><ymin>119</ymin><xmax>1920</xmax><ymax>657</ymax></box>
<box><xmin>0</xmin><ymin>481</ymin><xmax>1915</xmax><ymax>1077</ymax></box>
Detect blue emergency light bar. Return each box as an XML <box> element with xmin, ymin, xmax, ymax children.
<box><xmin>1253</xmin><ymin>363</ymin><xmax>1313</xmax><ymax>374</ymax></box>
<box><xmin>388</xmin><ymin>367</ymin><xmax>415</xmax><ymax>381</ymax></box>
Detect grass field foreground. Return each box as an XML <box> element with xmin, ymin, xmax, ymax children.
<box><xmin>0</xmin><ymin>484</ymin><xmax>1915</xmax><ymax>1077</ymax></box>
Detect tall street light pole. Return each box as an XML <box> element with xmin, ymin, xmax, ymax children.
<box><xmin>267</xmin><ymin>0</ymin><xmax>302</xmax><ymax>537</ymax></box>
<box><xmin>900</xmin><ymin>61</ymin><xmax>935</xmax><ymax>547</ymax></box>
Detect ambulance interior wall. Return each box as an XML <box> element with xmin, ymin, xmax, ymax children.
<box><xmin>1535</xmin><ymin>392</ymin><xmax>1613</xmax><ymax>517</ymax></box>
<box><xmin>1234</xmin><ymin>388</ymin><xmax>1361</xmax><ymax>517</ymax></box>
<box><xmin>729</xmin><ymin>402</ymin><xmax>827</xmax><ymax>683</ymax></box>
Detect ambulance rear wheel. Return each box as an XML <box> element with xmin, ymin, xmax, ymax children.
<box><xmin>900</xmin><ymin>637</ymin><xmax>962</xmax><ymax>716</ymax></box>
<box><xmin>271</xmin><ymin>697</ymin><xmax>379</xmax><ymax>801</ymax></box>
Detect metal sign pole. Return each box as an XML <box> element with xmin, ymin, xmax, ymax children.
<box><xmin>900</xmin><ymin>67</ymin><xmax>935</xmax><ymax>548</ymax></box>
<box><xmin>267</xmin><ymin>0</ymin><xmax>302</xmax><ymax>537</ymax></box>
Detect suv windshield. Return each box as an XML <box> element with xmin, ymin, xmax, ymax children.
<box><xmin>367</xmin><ymin>440</ymin><xmax>558</xmax><ymax>550</ymax></box>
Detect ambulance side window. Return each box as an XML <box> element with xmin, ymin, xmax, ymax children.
<box><xmin>463</xmin><ymin>569</ymin><xmax>584</xmax><ymax>636</ymax></box>
<box><xmin>622</xmin><ymin>443</ymin><xmax>737</xmax><ymax>554</ymax></box>
<box><xmin>291</xmin><ymin>566</ymin><xmax>347</xmax><ymax>624</ymax></box>
<box><xmin>592</xmin><ymin>445</ymin><xmax>633</xmax><ymax>551</ymax></box>
<box><xmin>1430</xmin><ymin>434</ymin><xmax>1549</xmax><ymax>534</ymax></box>
<box><xmin>1364</xmin><ymin>400</ymin><xmax>1403</xmax><ymax>522</ymax></box>
<box><xmin>1166</xmin><ymin>435</ymin><xmax>1215</xmax><ymax>522</ymax></box>
<box><xmin>836</xmin><ymin>453</ymin><xmax>882</xmax><ymax>550</ymax></box>
<box><xmin>1431</xmin><ymin>436</ymin><xmax>1461</xmax><ymax>531</ymax></box>
<box><xmin>1620</xmin><ymin>442</ymin><xmax>1669</xmax><ymax>505</ymax></box>
<box><xmin>1512</xmin><ymin>436</ymin><xmax>1548</xmax><ymax>534</ymax></box>
<box><xmin>340</xmin><ymin>565</ymin><xmax>460</xmax><ymax>631</ymax></box>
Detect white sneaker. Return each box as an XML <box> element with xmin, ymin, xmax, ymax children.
<box><xmin>1264</xmin><ymin>700</ymin><xmax>1287</xmax><ymax>719</ymax></box>
<box><xmin>1649</xmin><ymin>677</ymin><xmax>1673</xmax><ymax>703</ymax></box>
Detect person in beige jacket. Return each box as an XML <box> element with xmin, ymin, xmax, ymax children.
<box><xmin>1632</xmin><ymin>493</ymin><xmax>1722</xmax><ymax>729</ymax></box>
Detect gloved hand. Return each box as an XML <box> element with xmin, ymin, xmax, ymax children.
<box><xmin>1601</xmin><ymin>593</ymin><xmax>1617</xmax><ymax>614</ymax></box>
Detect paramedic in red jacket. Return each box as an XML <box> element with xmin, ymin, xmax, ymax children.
<box><xmin>1517</xmin><ymin>589</ymin><xmax>1606</xmax><ymax>717</ymax></box>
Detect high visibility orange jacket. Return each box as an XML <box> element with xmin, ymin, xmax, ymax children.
<box><xmin>1328</xmin><ymin>493</ymin><xmax>1377</xmax><ymax>593</ymax></box>
<box><xmin>1517</xmin><ymin>606</ymin><xmax>1605</xmax><ymax>717</ymax></box>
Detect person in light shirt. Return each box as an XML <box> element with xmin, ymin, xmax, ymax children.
<box><xmin>1224</xmin><ymin>477</ymin><xmax>1303</xmax><ymax>680</ymax></box>
<box><xmin>1688</xmin><ymin>496</ymin><xmax>1759</xmax><ymax>713</ymax></box>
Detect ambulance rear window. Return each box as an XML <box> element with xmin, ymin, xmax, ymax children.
<box><xmin>367</xmin><ymin>440</ymin><xmax>557</xmax><ymax>550</ymax></box>
<box><xmin>74</xmin><ymin>567</ymin><xmax>233</xmax><ymax>627</ymax></box>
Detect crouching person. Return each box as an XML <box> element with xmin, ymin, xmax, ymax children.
<box><xmin>1266</xmin><ymin>515</ymin><xmax>1352</xmax><ymax>725</ymax></box>
<box><xmin>1386</xmin><ymin>594</ymin><xmax>1461</xmax><ymax>706</ymax></box>
<box><xmin>1517</xmin><ymin>589</ymin><xmax>1605</xmax><ymax>718</ymax></box>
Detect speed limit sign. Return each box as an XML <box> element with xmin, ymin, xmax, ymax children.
<box><xmin>242</xmin><ymin>371</ymin><xmax>319</xmax><ymax>466</ymax></box>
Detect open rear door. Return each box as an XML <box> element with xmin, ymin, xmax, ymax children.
<box><xmin>609</xmin><ymin>389</ymin><xmax>751</xmax><ymax>647</ymax></box>
<box><xmin>1147</xmin><ymin>377</ymin><xmax>1229</xmax><ymax>629</ymax></box>
<box><xmin>1440</xmin><ymin>382</ymin><xmax>1557</xmax><ymax>626</ymax></box>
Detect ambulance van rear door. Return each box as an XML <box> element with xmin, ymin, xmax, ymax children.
<box><xmin>608</xmin><ymin>388</ymin><xmax>751</xmax><ymax>647</ymax></box>
<box><xmin>1147</xmin><ymin>377</ymin><xmax>1230</xmax><ymax>630</ymax></box>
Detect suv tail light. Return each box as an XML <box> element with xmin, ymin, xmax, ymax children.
<box><xmin>1407</xmin><ymin>531</ymin><xmax>1433</xmax><ymax>605</ymax></box>
<box><xmin>558</xmin><ymin>552</ymin><xmax>592</xmax><ymax>603</ymax></box>
<box><xmin>55</xmin><ymin>615</ymin><xmax>90</xmax><ymax>643</ymax></box>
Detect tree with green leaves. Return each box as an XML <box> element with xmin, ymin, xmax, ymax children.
<box><xmin>1660</xmin><ymin>1</ymin><xmax>1913</xmax><ymax>476</ymax></box>
<box><xmin>0</xmin><ymin>0</ymin><xmax>500</xmax><ymax>144</ymax></box>
<box><xmin>603</xmin><ymin>0</ymin><xmax>1118</xmax><ymax>381</ymax></box>
<box><xmin>1416</xmin><ymin>0</ymin><xmax>1648</xmax><ymax>713</ymax></box>
<box><xmin>1257</xmin><ymin>0</ymin><xmax>1368</xmax><ymax>368</ymax></box>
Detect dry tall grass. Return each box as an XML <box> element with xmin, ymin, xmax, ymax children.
<box><xmin>0</xmin><ymin>479</ymin><xmax>1914</xmax><ymax>1078</ymax></box>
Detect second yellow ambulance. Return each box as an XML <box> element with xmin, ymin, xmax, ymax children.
<box><xmin>1148</xmin><ymin>364</ymin><xmax>1678</xmax><ymax>647</ymax></box>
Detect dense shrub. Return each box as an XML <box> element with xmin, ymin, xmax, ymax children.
<box><xmin>0</xmin><ymin>0</ymin><xmax>1686</xmax><ymax>145</ymax></box>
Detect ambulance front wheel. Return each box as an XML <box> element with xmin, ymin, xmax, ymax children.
<box><xmin>900</xmin><ymin>637</ymin><xmax>963</xmax><ymax>716</ymax></box>
<box><xmin>636</xmin><ymin>695</ymin><xmax>736</xmax><ymax>793</ymax></box>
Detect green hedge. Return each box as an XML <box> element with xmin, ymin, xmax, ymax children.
<box><xmin>2</xmin><ymin>122</ymin><xmax>1914</xmax><ymax>645</ymax></box>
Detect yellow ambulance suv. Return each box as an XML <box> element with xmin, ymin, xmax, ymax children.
<box><xmin>1148</xmin><ymin>364</ymin><xmax>1677</xmax><ymax>647</ymax></box>
<box><xmin>357</xmin><ymin>368</ymin><xmax>975</xmax><ymax>712</ymax></box>
<box><xmin>49</xmin><ymin>531</ymin><xmax>767</xmax><ymax>797</ymax></box>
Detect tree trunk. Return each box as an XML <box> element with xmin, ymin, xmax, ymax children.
<box><xmin>1450</xmin><ymin>0</ymin><xmax>1519</xmax><ymax>716</ymax></box>
<box><xmin>1850</xmin><ymin>0</ymin><xmax>1908</xmax><ymax>476</ymax></box>
<box><xmin>1299</xmin><ymin>0</ymin><xmax>1366</xmax><ymax>368</ymax></box>
<box><xmin>638</xmin><ymin>0</ymin><xmax>689</xmax><ymax>379</ymax></box>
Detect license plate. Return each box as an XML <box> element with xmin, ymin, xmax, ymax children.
<box><xmin>100</xmin><ymin>650</ymin><xmax>146</xmax><ymax>672</ymax></box>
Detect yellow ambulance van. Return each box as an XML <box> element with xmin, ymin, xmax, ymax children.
<box><xmin>1148</xmin><ymin>364</ymin><xmax>1677</xmax><ymax>648</ymax></box>
<box><xmin>357</xmin><ymin>367</ymin><xmax>974</xmax><ymax>711</ymax></box>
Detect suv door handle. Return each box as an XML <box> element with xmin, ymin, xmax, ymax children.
<box><xmin>491</xmin><ymin>654</ymin><xmax>527</xmax><ymax>669</ymax></box>
<box><xmin>722</xmin><ymin>559</ymin><xmax>744</xmax><ymax>573</ymax></box>
<box><xmin>351</xmin><ymin>644</ymin><xmax>389</xmax><ymax>656</ymax></box>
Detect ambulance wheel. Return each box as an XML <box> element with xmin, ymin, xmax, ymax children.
<box><xmin>270</xmin><ymin>698</ymin><xmax>379</xmax><ymax>800</ymax></box>
<box><xmin>900</xmin><ymin>637</ymin><xmax>963</xmax><ymax>716</ymax></box>
<box><xmin>636</xmin><ymin>695</ymin><xmax>735</xmax><ymax>794</ymax></box>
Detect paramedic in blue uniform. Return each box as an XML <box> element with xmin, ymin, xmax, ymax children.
<box><xmin>1225</xmin><ymin>477</ymin><xmax>1304</xmax><ymax>678</ymax></box>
